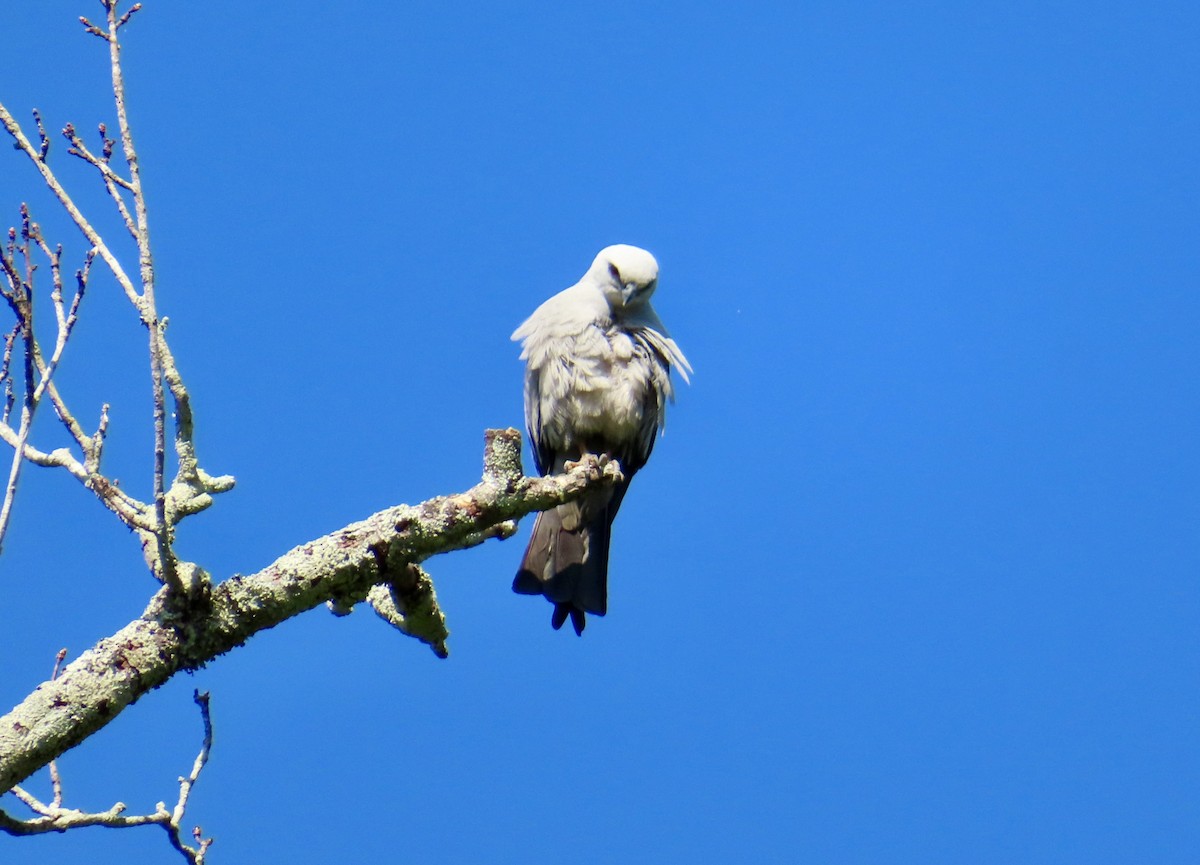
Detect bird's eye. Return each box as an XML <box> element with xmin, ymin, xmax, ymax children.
<box><xmin>608</xmin><ymin>263</ymin><xmax>621</xmax><ymax>281</ymax></box>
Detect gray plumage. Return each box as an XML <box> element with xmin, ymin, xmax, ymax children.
<box><xmin>512</xmin><ymin>245</ymin><xmax>691</xmax><ymax>634</ymax></box>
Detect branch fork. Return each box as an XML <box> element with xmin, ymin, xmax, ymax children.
<box><xmin>0</xmin><ymin>0</ymin><xmax>234</xmax><ymax>573</ymax></box>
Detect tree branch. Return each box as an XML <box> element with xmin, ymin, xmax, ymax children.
<box><xmin>0</xmin><ymin>102</ymin><xmax>140</xmax><ymax>306</ymax></box>
<box><xmin>0</xmin><ymin>429</ymin><xmax>621</xmax><ymax>795</ymax></box>
<box><xmin>0</xmin><ymin>2</ymin><xmax>235</xmax><ymax>579</ymax></box>
<box><xmin>0</xmin><ymin>208</ymin><xmax>93</xmax><ymax>552</ymax></box>
<box><xmin>1</xmin><ymin>687</ymin><xmax>214</xmax><ymax>865</ymax></box>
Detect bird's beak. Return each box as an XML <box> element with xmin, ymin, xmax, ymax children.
<box><xmin>622</xmin><ymin>282</ymin><xmax>645</xmax><ymax>305</ymax></box>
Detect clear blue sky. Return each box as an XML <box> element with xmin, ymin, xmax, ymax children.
<box><xmin>2</xmin><ymin>2</ymin><xmax>1197</xmax><ymax>863</ymax></box>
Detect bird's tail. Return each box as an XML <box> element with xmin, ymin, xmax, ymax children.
<box><xmin>513</xmin><ymin>502</ymin><xmax>611</xmax><ymax>635</ymax></box>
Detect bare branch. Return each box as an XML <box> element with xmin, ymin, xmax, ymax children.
<box><xmin>0</xmin><ymin>207</ymin><xmax>40</xmax><ymax>553</ymax></box>
<box><xmin>89</xmin><ymin>0</ymin><xmax>177</xmax><ymax>589</ymax></box>
<box><xmin>366</xmin><ymin>564</ymin><xmax>451</xmax><ymax>658</ymax></box>
<box><xmin>79</xmin><ymin>18</ymin><xmax>105</xmax><ymax>39</ymax></box>
<box><xmin>49</xmin><ymin>648</ymin><xmax>67</xmax><ymax>808</ymax></box>
<box><xmin>160</xmin><ymin>327</ymin><xmax>235</xmax><ymax>524</ymax></box>
<box><xmin>116</xmin><ymin>4</ymin><xmax>143</xmax><ymax>32</ymax></box>
<box><xmin>0</xmin><ymin>325</ymin><xmax>17</xmax><ymax>424</ymax></box>
<box><xmin>31</xmin><ymin>109</ymin><xmax>49</xmax><ymax>161</ymax></box>
<box><xmin>0</xmin><ymin>103</ymin><xmax>140</xmax><ymax>305</ymax></box>
<box><xmin>1</xmin><ymin>686</ymin><xmax>214</xmax><ymax>864</ymax></box>
<box><xmin>35</xmin><ymin>248</ymin><xmax>97</xmax><ymax>452</ymax></box>
<box><xmin>0</xmin><ymin>799</ymin><xmax>154</xmax><ymax>834</ymax></box>
<box><xmin>63</xmin><ymin>121</ymin><xmax>137</xmax><ymax>238</ymax></box>
<box><xmin>0</xmin><ymin>5</ymin><xmax>232</xmax><ymax>579</ymax></box>
<box><xmin>0</xmin><ymin>416</ymin><xmax>156</xmax><ymax>531</ymax></box>
<box><xmin>0</xmin><ymin>222</ymin><xmax>149</xmax><ymax>536</ymax></box>
<box><xmin>0</xmin><ymin>430</ymin><xmax>621</xmax><ymax>794</ymax></box>
<box><xmin>0</xmin><ymin>206</ymin><xmax>98</xmax><ymax>552</ymax></box>
<box><xmin>85</xmin><ymin>402</ymin><xmax>109</xmax><ymax>473</ymax></box>
<box><xmin>167</xmin><ymin>689</ymin><xmax>214</xmax><ymax>863</ymax></box>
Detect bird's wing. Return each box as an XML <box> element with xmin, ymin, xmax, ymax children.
<box><xmin>625</xmin><ymin>304</ymin><xmax>692</xmax><ymax>385</ymax></box>
<box><xmin>512</xmin><ymin>284</ymin><xmax>610</xmax><ymax>475</ymax></box>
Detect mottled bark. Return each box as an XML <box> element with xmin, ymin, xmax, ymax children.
<box><xmin>0</xmin><ymin>429</ymin><xmax>621</xmax><ymax>795</ymax></box>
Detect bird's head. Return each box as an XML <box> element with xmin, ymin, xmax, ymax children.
<box><xmin>589</xmin><ymin>244</ymin><xmax>659</xmax><ymax>310</ymax></box>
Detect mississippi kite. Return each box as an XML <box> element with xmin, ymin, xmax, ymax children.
<box><xmin>512</xmin><ymin>244</ymin><xmax>691</xmax><ymax>634</ymax></box>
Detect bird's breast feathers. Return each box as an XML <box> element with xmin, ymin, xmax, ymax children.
<box><xmin>530</xmin><ymin>323</ymin><xmax>671</xmax><ymax>449</ymax></box>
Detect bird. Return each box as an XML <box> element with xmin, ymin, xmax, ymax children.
<box><xmin>511</xmin><ymin>244</ymin><xmax>691</xmax><ymax>634</ymax></box>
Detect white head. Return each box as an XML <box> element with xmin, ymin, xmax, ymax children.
<box><xmin>586</xmin><ymin>244</ymin><xmax>659</xmax><ymax>311</ymax></box>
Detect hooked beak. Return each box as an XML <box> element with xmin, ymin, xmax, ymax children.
<box><xmin>621</xmin><ymin>279</ymin><xmax>655</xmax><ymax>305</ymax></box>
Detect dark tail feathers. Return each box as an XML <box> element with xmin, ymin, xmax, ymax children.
<box><xmin>513</xmin><ymin>505</ymin><xmax>611</xmax><ymax>635</ymax></box>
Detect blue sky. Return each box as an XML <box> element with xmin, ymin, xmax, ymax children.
<box><xmin>1</xmin><ymin>2</ymin><xmax>1197</xmax><ymax>862</ymax></box>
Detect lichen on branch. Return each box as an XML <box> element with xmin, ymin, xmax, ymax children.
<box><xmin>0</xmin><ymin>429</ymin><xmax>622</xmax><ymax>797</ymax></box>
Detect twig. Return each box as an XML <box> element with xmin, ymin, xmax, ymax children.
<box><xmin>0</xmin><ymin>325</ymin><xmax>17</xmax><ymax>424</ymax></box>
<box><xmin>116</xmin><ymin>3</ymin><xmax>143</xmax><ymax>32</ymax></box>
<box><xmin>0</xmin><ymin>687</ymin><xmax>214</xmax><ymax>865</ymax></box>
<box><xmin>48</xmin><ymin>649</ymin><xmax>67</xmax><ymax>808</ymax></box>
<box><xmin>0</xmin><ymin>209</ymin><xmax>39</xmax><ymax>553</ymax></box>
<box><xmin>0</xmin><ymin>207</ymin><xmax>96</xmax><ymax>553</ymax></box>
<box><xmin>167</xmin><ymin>690</ymin><xmax>214</xmax><ymax>863</ymax></box>
<box><xmin>0</xmin><ymin>1</ymin><xmax>233</xmax><ymax>578</ymax></box>
<box><xmin>31</xmin><ymin>109</ymin><xmax>49</xmax><ymax>161</ymax></box>
<box><xmin>95</xmin><ymin>0</ymin><xmax>178</xmax><ymax>590</ymax></box>
<box><xmin>0</xmin><ymin>102</ymin><xmax>140</xmax><ymax>305</ymax></box>
<box><xmin>0</xmin><ymin>412</ymin><xmax>156</xmax><ymax>533</ymax></box>
<box><xmin>63</xmin><ymin>121</ymin><xmax>137</xmax><ymax>238</ymax></box>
